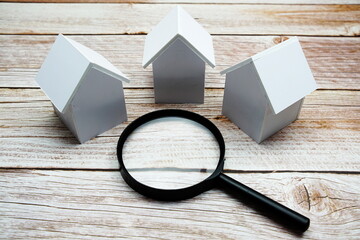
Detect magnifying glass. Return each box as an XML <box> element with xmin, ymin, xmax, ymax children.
<box><xmin>117</xmin><ymin>109</ymin><xmax>310</xmax><ymax>232</ymax></box>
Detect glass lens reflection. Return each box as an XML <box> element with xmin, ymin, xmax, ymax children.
<box><xmin>122</xmin><ymin>117</ymin><xmax>220</xmax><ymax>190</ymax></box>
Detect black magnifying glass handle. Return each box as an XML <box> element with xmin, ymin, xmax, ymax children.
<box><xmin>218</xmin><ymin>173</ymin><xmax>310</xmax><ymax>232</ymax></box>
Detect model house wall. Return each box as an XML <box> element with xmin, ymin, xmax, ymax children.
<box><xmin>36</xmin><ymin>34</ymin><xmax>130</xmax><ymax>143</ymax></box>
<box><xmin>63</xmin><ymin>68</ymin><xmax>127</xmax><ymax>143</ymax></box>
<box><xmin>221</xmin><ymin>37</ymin><xmax>317</xmax><ymax>143</ymax></box>
<box><xmin>152</xmin><ymin>38</ymin><xmax>205</xmax><ymax>103</ymax></box>
<box><xmin>222</xmin><ymin>62</ymin><xmax>268</xmax><ymax>143</ymax></box>
<box><xmin>143</xmin><ymin>6</ymin><xmax>215</xmax><ymax>104</ymax></box>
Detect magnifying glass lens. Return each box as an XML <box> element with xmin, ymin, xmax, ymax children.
<box><xmin>122</xmin><ymin>117</ymin><xmax>220</xmax><ymax>190</ymax></box>
<box><xmin>118</xmin><ymin>110</ymin><xmax>310</xmax><ymax>232</ymax></box>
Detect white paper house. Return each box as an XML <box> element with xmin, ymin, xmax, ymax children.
<box><xmin>221</xmin><ymin>37</ymin><xmax>317</xmax><ymax>143</ymax></box>
<box><xmin>142</xmin><ymin>6</ymin><xmax>216</xmax><ymax>103</ymax></box>
<box><xmin>36</xmin><ymin>34</ymin><xmax>130</xmax><ymax>143</ymax></box>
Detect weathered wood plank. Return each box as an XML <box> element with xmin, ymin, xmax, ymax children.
<box><xmin>1</xmin><ymin>35</ymin><xmax>359</xmax><ymax>90</ymax></box>
<box><xmin>0</xmin><ymin>3</ymin><xmax>359</xmax><ymax>35</ymax></box>
<box><xmin>1</xmin><ymin>88</ymin><xmax>359</xmax><ymax>131</ymax></box>
<box><xmin>3</xmin><ymin>88</ymin><xmax>360</xmax><ymax>106</ymax></box>
<box><xmin>0</xmin><ymin>98</ymin><xmax>359</xmax><ymax>132</ymax></box>
<box><xmin>1</xmin><ymin>1</ymin><xmax>359</xmax><ymax>239</ymax></box>
<box><xmin>1</xmin><ymin>170</ymin><xmax>359</xmax><ymax>239</ymax></box>
<box><xmin>0</xmin><ymin>88</ymin><xmax>359</xmax><ymax>170</ymax></box>
<box><xmin>0</xmin><ymin>120</ymin><xmax>358</xmax><ymax>171</ymax></box>
<box><xmin>3</xmin><ymin>0</ymin><xmax>360</xmax><ymax>4</ymax></box>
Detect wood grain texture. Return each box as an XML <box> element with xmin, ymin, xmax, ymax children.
<box><xmin>0</xmin><ymin>88</ymin><xmax>359</xmax><ymax>171</ymax></box>
<box><xmin>3</xmin><ymin>0</ymin><xmax>360</xmax><ymax>4</ymax></box>
<box><xmin>1</xmin><ymin>35</ymin><xmax>359</xmax><ymax>90</ymax></box>
<box><xmin>0</xmin><ymin>3</ymin><xmax>359</xmax><ymax>35</ymax></box>
<box><xmin>1</xmin><ymin>1</ymin><xmax>359</xmax><ymax>239</ymax></box>
<box><xmin>1</xmin><ymin>170</ymin><xmax>359</xmax><ymax>239</ymax></box>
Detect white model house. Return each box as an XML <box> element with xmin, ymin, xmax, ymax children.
<box><xmin>142</xmin><ymin>6</ymin><xmax>216</xmax><ymax>103</ymax></box>
<box><xmin>36</xmin><ymin>34</ymin><xmax>130</xmax><ymax>143</ymax></box>
<box><xmin>221</xmin><ymin>37</ymin><xmax>317</xmax><ymax>143</ymax></box>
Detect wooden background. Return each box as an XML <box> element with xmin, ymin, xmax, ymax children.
<box><xmin>0</xmin><ymin>1</ymin><xmax>359</xmax><ymax>239</ymax></box>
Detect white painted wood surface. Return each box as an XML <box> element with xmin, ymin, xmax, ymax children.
<box><xmin>3</xmin><ymin>0</ymin><xmax>360</xmax><ymax>3</ymax></box>
<box><xmin>0</xmin><ymin>1</ymin><xmax>359</xmax><ymax>239</ymax></box>
<box><xmin>1</xmin><ymin>170</ymin><xmax>359</xmax><ymax>239</ymax></box>
<box><xmin>0</xmin><ymin>88</ymin><xmax>359</xmax><ymax>171</ymax></box>
<box><xmin>1</xmin><ymin>35</ymin><xmax>359</xmax><ymax>90</ymax></box>
<box><xmin>1</xmin><ymin>3</ymin><xmax>359</xmax><ymax>35</ymax></box>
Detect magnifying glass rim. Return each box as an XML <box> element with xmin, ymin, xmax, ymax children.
<box><xmin>117</xmin><ymin>109</ymin><xmax>226</xmax><ymax>201</ymax></box>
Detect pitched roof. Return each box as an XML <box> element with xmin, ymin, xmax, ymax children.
<box><xmin>36</xmin><ymin>34</ymin><xmax>130</xmax><ymax>113</ymax></box>
<box><xmin>221</xmin><ymin>37</ymin><xmax>317</xmax><ymax>114</ymax></box>
<box><xmin>64</xmin><ymin>36</ymin><xmax>130</xmax><ymax>84</ymax></box>
<box><xmin>142</xmin><ymin>6</ymin><xmax>216</xmax><ymax>68</ymax></box>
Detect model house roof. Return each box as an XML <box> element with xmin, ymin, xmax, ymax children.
<box><xmin>36</xmin><ymin>34</ymin><xmax>130</xmax><ymax>113</ymax></box>
<box><xmin>142</xmin><ymin>6</ymin><xmax>216</xmax><ymax>68</ymax></box>
<box><xmin>221</xmin><ymin>37</ymin><xmax>317</xmax><ymax>114</ymax></box>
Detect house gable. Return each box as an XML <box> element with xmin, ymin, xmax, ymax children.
<box><xmin>142</xmin><ymin>6</ymin><xmax>215</xmax><ymax>68</ymax></box>
<box><xmin>152</xmin><ymin>38</ymin><xmax>205</xmax><ymax>103</ymax></box>
<box><xmin>71</xmin><ymin>67</ymin><xmax>127</xmax><ymax>143</ymax></box>
<box><xmin>222</xmin><ymin>62</ymin><xmax>268</xmax><ymax>142</ymax></box>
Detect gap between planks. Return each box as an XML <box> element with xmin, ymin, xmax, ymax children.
<box><xmin>3</xmin><ymin>0</ymin><xmax>360</xmax><ymax>4</ymax></box>
<box><xmin>1</xmin><ymin>168</ymin><xmax>360</xmax><ymax>174</ymax></box>
<box><xmin>0</xmin><ymin>3</ymin><xmax>359</xmax><ymax>36</ymax></box>
<box><xmin>0</xmin><ymin>169</ymin><xmax>359</xmax><ymax>239</ymax></box>
<box><xmin>1</xmin><ymin>35</ymin><xmax>359</xmax><ymax>90</ymax></box>
<box><xmin>1</xmin><ymin>88</ymin><xmax>359</xmax><ymax>107</ymax></box>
